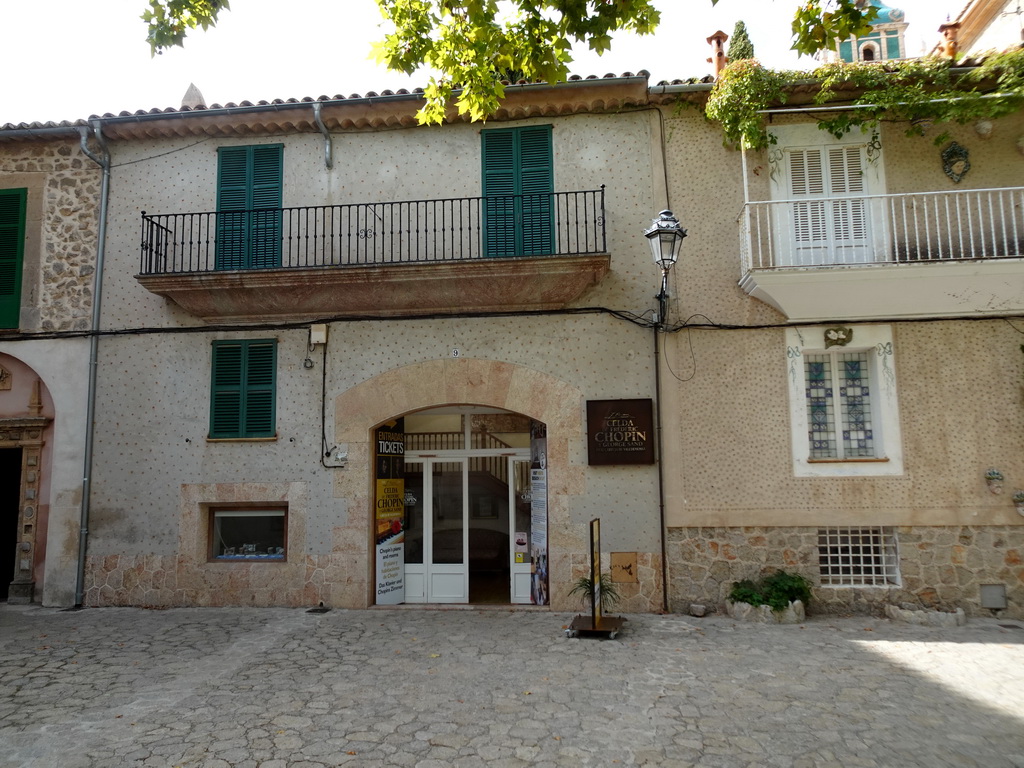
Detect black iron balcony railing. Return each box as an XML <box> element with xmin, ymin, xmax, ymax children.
<box><xmin>140</xmin><ymin>189</ymin><xmax>606</xmax><ymax>275</ymax></box>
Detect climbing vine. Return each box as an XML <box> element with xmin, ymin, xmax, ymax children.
<box><xmin>705</xmin><ymin>48</ymin><xmax>1024</xmax><ymax>151</ymax></box>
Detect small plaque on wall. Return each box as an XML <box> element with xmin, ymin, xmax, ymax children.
<box><xmin>586</xmin><ymin>399</ymin><xmax>655</xmax><ymax>465</ymax></box>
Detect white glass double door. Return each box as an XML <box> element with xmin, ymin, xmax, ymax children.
<box><xmin>403</xmin><ymin>455</ymin><xmax>533</xmax><ymax>604</ymax></box>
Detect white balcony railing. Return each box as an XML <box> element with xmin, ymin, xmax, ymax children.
<box><xmin>741</xmin><ymin>186</ymin><xmax>1024</xmax><ymax>272</ymax></box>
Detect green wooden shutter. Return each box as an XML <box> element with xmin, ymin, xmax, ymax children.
<box><xmin>216</xmin><ymin>145</ymin><xmax>283</xmax><ymax>270</ymax></box>
<box><xmin>482</xmin><ymin>130</ymin><xmax>518</xmax><ymax>258</ymax></box>
<box><xmin>210</xmin><ymin>340</ymin><xmax>277</xmax><ymax>438</ymax></box>
<box><xmin>249</xmin><ymin>146</ymin><xmax>283</xmax><ymax>269</ymax></box>
<box><xmin>243</xmin><ymin>341</ymin><xmax>276</xmax><ymax>436</ymax></box>
<box><xmin>210</xmin><ymin>342</ymin><xmax>244</xmax><ymax>437</ymax></box>
<box><xmin>517</xmin><ymin>126</ymin><xmax>554</xmax><ymax>256</ymax></box>
<box><xmin>216</xmin><ymin>148</ymin><xmax>249</xmax><ymax>270</ymax></box>
<box><xmin>0</xmin><ymin>189</ymin><xmax>27</xmax><ymax>329</ymax></box>
<box><xmin>481</xmin><ymin>127</ymin><xmax>553</xmax><ymax>258</ymax></box>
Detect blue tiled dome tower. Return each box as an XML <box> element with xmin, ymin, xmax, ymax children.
<box><xmin>831</xmin><ymin>0</ymin><xmax>910</xmax><ymax>63</ymax></box>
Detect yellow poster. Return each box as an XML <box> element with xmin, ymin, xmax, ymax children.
<box><xmin>375</xmin><ymin>478</ymin><xmax>405</xmax><ymax>544</ymax></box>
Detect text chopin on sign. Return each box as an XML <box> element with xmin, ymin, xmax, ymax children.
<box><xmin>586</xmin><ymin>399</ymin><xmax>655</xmax><ymax>465</ymax></box>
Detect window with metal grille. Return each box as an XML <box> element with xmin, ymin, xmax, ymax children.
<box><xmin>818</xmin><ymin>527</ymin><xmax>899</xmax><ymax>586</ymax></box>
<box><xmin>805</xmin><ymin>349</ymin><xmax>875</xmax><ymax>460</ymax></box>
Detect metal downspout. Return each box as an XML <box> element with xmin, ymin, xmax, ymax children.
<box><xmin>312</xmin><ymin>103</ymin><xmax>334</xmax><ymax>170</ymax></box>
<box><xmin>74</xmin><ymin>121</ymin><xmax>110</xmax><ymax>607</ymax></box>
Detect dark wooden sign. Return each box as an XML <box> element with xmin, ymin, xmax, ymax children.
<box><xmin>586</xmin><ymin>399</ymin><xmax>655</xmax><ymax>465</ymax></box>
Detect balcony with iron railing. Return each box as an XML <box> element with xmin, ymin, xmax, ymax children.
<box><xmin>738</xmin><ymin>186</ymin><xmax>1024</xmax><ymax>321</ymax></box>
<box><xmin>136</xmin><ymin>189</ymin><xmax>610</xmax><ymax>321</ymax></box>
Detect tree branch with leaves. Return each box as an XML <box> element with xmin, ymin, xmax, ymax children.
<box><xmin>142</xmin><ymin>0</ymin><xmax>880</xmax><ymax>123</ymax></box>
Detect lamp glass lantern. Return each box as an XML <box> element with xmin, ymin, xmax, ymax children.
<box><xmin>645</xmin><ymin>210</ymin><xmax>687</xmax><ymax>271</ymax></box>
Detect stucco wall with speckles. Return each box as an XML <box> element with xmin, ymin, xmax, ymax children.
<box><xmin>84</xmin><ymin>110</ymin><xmax>669</xmax><ymax>610</ymax></box>
<box><xmin>659</xmin><ymin>109</ymin><xmax>1024</xmax><ymax>618</ymax></box>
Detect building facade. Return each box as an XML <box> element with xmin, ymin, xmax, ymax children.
<box><xmin>656</xmin><ymin>83</ymin><xmax>1024</xmax><ymax>617</ymax></box>
<box><xmin>4</xmin><ymin>61</ymin><xmax>1023</xmax><ymax>619</ymax></box>
<box><xmin>64</xmin><ymin>77</ymin><xmax>672</xmax><ymax>612</ymax></box>
<box><xmin>0</xmin><ymin>127</ymin><xmax>104</xmax><ymax>605</ymax></box>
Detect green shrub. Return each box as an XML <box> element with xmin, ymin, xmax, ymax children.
<box><xmin>568</xmin><ymin>572</ymin><xmax>621</xmax><ymax>612</ymax></box>
<box><xmin>728</xmin><ymin>570</ymin><xmax>812</xmax><ymax>612</ymax></box>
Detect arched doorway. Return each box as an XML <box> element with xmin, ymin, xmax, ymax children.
<box><xmin>0</xmin><ymin>356</ymin><xmax>53</xmax><ymax>604</ymax></box>
<box><xmin>373</xmin><ymin>406</ymin><xmax>547</xmax><ymax>605</ymax></box>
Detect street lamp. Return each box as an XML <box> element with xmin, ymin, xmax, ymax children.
<box><xmin>643</xmin><ymin>208</ymin><xmax>686</xmax><ymax>617</ymax></box>
<box><xmin>644</xmin><ymin>209</ymin><xmax>687</xmax><ymax>326</ymax></box>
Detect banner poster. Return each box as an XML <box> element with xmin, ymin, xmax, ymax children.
<box><xmin>530</xmin><ymin>474</ymin><xmax>549</xmax><ymax>604</ymax></box>
<box><xmin>590</xmin><ymin>518</ymin><xmax>602</xmax><ymax>627</ymax></box>
<box><xmin>530</xmin><ymin>421</ymin><xmax>549</xmax><ymax>605</ymax></box>
<box><xmin>375</xmin><ymin>419</ymin><xmax>405</xmax><ymax>605</ymax></box>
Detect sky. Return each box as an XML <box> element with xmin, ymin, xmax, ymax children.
<box><xmin>3</xmin><ymin>0</ymin><xmax>962</xmax><ymax>125</ymax></box>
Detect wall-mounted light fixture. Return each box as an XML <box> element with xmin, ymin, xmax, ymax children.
<box><xmin>644</xmin><ymin>209</ymin><xmax>687</xmax><ymax>326</ymax></box>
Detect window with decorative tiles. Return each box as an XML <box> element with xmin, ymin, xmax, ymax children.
<box><xmin>786</xmin><ymin>324</ymin><xmax>903</xmax><ymax>477</ymax></box>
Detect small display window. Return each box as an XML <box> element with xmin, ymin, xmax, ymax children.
<box><xmin>210</xmin><ymin>508</ymin><xmax>286</xmax><ymax>561</ymax></box>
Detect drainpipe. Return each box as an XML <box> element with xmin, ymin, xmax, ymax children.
<box><xmin>312</xmin><ymin>103</ymin><xmax>334</xmax><ymax>170</ymax></box>
<box><xmin>73</xmin><ymin>121</ymin><xmax>110</xmax><ymax>607</ymax></box>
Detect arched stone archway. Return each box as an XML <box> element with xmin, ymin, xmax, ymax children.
<box><xmin>0</xmin><ymin>353</ymin><xmax>55</xmax><ymax>603</ymax></box>
<box><xmin>332</xmin><ymin>358</ymin><xmax>588</xmax><ymax>609</ymax></box>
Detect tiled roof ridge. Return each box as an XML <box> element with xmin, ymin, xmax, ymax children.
<box><xmin>1</xmin><ymin>70</ymin><xmax>654</xmax><ymax>131</ymax></box>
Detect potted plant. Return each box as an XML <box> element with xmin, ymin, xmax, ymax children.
<box><xmin>726</xmin><ymin>570</ymin><xmax>812</xmax><ymax>623</ymax></box>
<box><xmin>986</xmin><ymin>468</ymin><xmax>1005</xmax><ymax>494</ymax></box>
<box><xmin>1013</xmin><ymin>490</ymin><xmax>1024</xmax><ymax>517</ymax></box>
<box><xmin>568</xmin><ymin>571</ymin><xmax>621</xmax><ymax>614</ymax></box>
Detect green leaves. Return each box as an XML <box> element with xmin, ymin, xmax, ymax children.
<box><xmin>728</xmin><ymin>571</ymin><xmax>812</xmax><ymax>612</ymax></box>
<box><xmin>727</xmin><ymin>20</ymin><xmax>755</xmax><ymax>62</ymax></box>
<box><xmin>705</xmin><ymin>59</ymin><xmax>794</xmax><ymax>150</ymax></box>
<box><xmin>568</xmin><ymin>571</ymin><xmax>622</xmax><ymax>611</ymax></box>
<box><xmin>140</xmin><ymin>0</ymin><xmax>981</xmax><ymax>129</ymax></box>
<box><xmin>706</xmin><ymin>50</ymin><xmax>1024</xmax><ymax>150</ymax></box>
<box><xmin>374</xmin><ymin>0</ymin><xmax>661</xmax><ymax>124</ymax></box>
<box><xmin>791</xmin><ymin>0</ymin><xmax>876</xmax><ymax>57</ymax></box>
<box><xmin>143</xmin><ymin>0</ymin><xmax>229</xmax><ymax>54</ymax></box>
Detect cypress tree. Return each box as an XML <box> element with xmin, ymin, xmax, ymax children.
<box><xmin>728</xmin><ymin>21</ymin><xmax>755</xmax><ymax>61</ymax></box>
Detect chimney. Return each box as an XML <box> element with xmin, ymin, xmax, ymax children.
<box><xmin>181</xmin><ymin>83</ymin><xmax>207</xmax><ymax>110</ymax></box>
<box><xmin>707</xmin><ymin>30</ymin><xmax>730</xmax><ymax>78</ymax></box>
<box><xmin>937</xmin><ymin>21</ymin><xmax>961</xmax><ymax>58</ymax></box>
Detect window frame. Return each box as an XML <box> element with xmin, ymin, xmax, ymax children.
<box><xmin>0</xmin><ymin>188</ymin><xmax>27</xmax><ymax>330</ymax></box>
<box><xmin>767</xmin><ymin>125</ymin><xmax>888</xmax><ymax>267</ymax></box>
<box><xmin>208</xmin><ymin>505</ymin><xmax>288</xmax><ymax>562</ymax></box>
<box><xmin>481</xmin><ymin>125</ymin><xmax>554</xmax><ymax>258</ymax></box>
<box><xmin>208</xmin><ymin>338</ymin><xmax>278</xmax><ymax>440</ymax></box>
<box><xmin>818</xmin><ymin>526</ymin><xmax>901</xmax><ymax>587</ymax></box>
<box><xmin>215</xmin><ymin>144</ymin><xmax>284</xmax><ymax>270</ymax></box>
<box><xmin>786</xmin><ymin>325</ymin><xmax>903</xmax><ymax>477</ymax></box>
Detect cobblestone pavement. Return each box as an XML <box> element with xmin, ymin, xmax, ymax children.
<box><xmin>1</xmin><ymin>605</ymin><xmax>1023</xmax><ymax>768</ymax></box>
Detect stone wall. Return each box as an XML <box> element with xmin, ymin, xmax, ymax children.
<box><xmin>0</xmin><ymin>139</ymin><xmax>101</xmax><ymax>332</ymax></box>
<box><xmin>668</xmin><ymin>525</ymin><xmax>1024</xmax><ymax>619</ymax></box>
